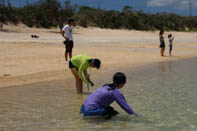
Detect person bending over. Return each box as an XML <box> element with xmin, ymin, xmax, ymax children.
<box><xmin>69</xmin><ymin>54</ymin><xmax>101</xmax><ymax>94</ymax></box>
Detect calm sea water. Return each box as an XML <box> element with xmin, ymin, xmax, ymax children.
<box><xmin>0</xmin><ymin>58</ymin><xmax>197</xmax><ymax>131</ymax></box>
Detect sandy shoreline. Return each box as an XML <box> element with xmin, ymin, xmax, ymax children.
<box><xmin>0</xmin><ymin>24</ymin><xmax>197</xmax><ymax>88</ymax></box>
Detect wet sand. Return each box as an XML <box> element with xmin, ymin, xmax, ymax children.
<box><xmin>0</xmin><ymin>24</ymin><xmax>197</xmax><ymax>88</ymax></box>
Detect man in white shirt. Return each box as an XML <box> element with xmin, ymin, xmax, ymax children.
<box><xmin>61</xmin><ymin>19</ymin><xmax>75</xmax><ymax>63</ymax></box>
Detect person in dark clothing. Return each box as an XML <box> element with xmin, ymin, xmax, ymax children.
<box><xmin>159</xmin><ymin>30</ymin><xmax>165</xmax><ymax>56</ymax></box>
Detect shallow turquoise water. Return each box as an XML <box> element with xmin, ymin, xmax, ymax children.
<box><xmin>123</xmin><ymin>59</ymin><xmax>197</xmax><ymax>131</ymax></box>
<box><xmin>0</xmin><ymin>58</ymin><xmax>196</xmax><ymax>131</ymax></box>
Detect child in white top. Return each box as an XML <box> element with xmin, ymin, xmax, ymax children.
<box><xmin>168</xmin><ymin>34</ymin><xmax>174</xmax><ymax>56</ymax></box>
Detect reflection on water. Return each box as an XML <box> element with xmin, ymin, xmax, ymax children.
<box><xmin>159</xmin><ymin>60</ymin><xmax>174</xmax><ymax>73</ymax></box>
<box><xmin>0</xmin><ymin>58</ymin><xmax>197</xmax><ymax>131</ymax></box>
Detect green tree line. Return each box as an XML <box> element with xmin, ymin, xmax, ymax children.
<box><xmin>0</xmin><ymin>0</ymin><xmax>197</xmax><ymax>31</ymax></box>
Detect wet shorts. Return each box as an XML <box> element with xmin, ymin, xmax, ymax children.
<box><xmin>63</xmin><ymin>40</ymin><xmax>73</xmax><ymax>53</ymax></box>
<box><xmin>80</xmin><ymin>104</ymin><xmax>106</xmax><ymax>116</ymax></box>
<box><xmin>80</xmin><ymin>105</ymin><xmax>119</xmax><ymax>118</ymax></box>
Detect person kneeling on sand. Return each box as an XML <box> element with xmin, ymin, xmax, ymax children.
<box><xmin>80</xmin><ymin>72</ymin><xmax>139</xmax><ymax>119</ymax></box>
<box><xmin>69</xmin><ymin>54</ymin><xmax>101</xmax><ymax>94</ymax></box>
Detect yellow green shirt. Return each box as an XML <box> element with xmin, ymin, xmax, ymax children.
<box><xmin>71</xmin><ymin>54</ymin><xmax>91</xmax><ymax>86</ymax></box>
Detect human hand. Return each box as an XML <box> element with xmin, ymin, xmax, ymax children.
<box><xmin>134</xmin><ymin>113</ymin><xmax>142</xmax><ymax>117</ymax></box>
<box><xmin>87</xmin><ymin>85</ymin><xmax>90</xmax><ymax>91</ymax></box>
<box><xmin>65</xmin><ymin>37</ymin><xmax>69</xmax><ymax>41</ymax></box>
<box><xmin>90</xmin><ymin>81</ymin><xmax>94</xmax><ymax>87</ymax></box>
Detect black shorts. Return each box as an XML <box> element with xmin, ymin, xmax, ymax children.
<box><xmin>64</xmin><ymin>40</ymin><xmax>73</xmax><ymax>53</ymax></box>
<box><xmin>169</xmin><ymin>45</ymin><xmax>172</xmax><ymax>51</ymax></box>
<box><xmin>160</xmin><ymin>42</ymin><xmax>165</xmax><ymax>48</ymax></box>
<box><xmin>69</xmin><ymin>61</ymin><xmax>77</xmax><ymax>69</ymax></box>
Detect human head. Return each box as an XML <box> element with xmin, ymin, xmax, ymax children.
<box><xmin>168</xmin><ymin>34</ymin><xmax>172</xmax><ymax>38</ymax></box>
<box><xmin>89</xmin><ymin>59</ymin><xmax>101</xmax><ymax>69</ymax></box>
<box><xmin>160</xmin><ymin>30</ymin><xmax>164</xmax><ymax>35</ymax></box>
<box><xmin>113</xmin><ymin>72</ymin><xmax>126</xmax><ymax>88</ymax></box>
<box><xmin>68</xmin><ymin>18</ymin><xmax>75</xmax><ymax>26</ymax></box>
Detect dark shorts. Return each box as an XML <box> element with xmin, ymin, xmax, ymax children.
<box><xmin>63</xmin><ymin>40</ymin><xmax>73</xmax><ymax>53</ymax></box>
<box><xmin>160</xmin><ymin>42</ymin><xmax>165</xmax><ymax>48</ymax></box>
<box><xmin>80</xmin><ymin>104</ymin><xmax>106</xmax><ymax>116</ymax></box>
<box><xmin>69</xmin><ymin>61</ymin><xmax>77</xmax><ymax>69</ymax></box>
<box><xmin>80</xmin><ymin>105</ymin><xmax>119</xmax><ymax>118</ymax></box>
<box><xmin>169</xmin><ymin>45</ymin><xmax>172</xmax><ymax>51</ymax></box>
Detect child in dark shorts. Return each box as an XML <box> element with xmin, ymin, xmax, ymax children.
<box><xmin>168</xmin><ymin>34</ymin><xmax>174</xmax><ymax>56</ymax></box>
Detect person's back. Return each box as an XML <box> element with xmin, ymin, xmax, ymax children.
<box><xmin>160</xmin><ymin>34</ymin><xmax>165</xmax><ymax>45</ymax></box>
<box><xmin>84</xmin><ymin>85</ymin><xmax>119</xmax><ymax>110</ymax></box>
<box><xmin>159</xmin><ymin>30</ymin><xmax>165</xmax><ymax>56</ymax></box>
<box><xmin>71</xmin><ymin>54</ymin><xmax>91</xmax><ymax>69</ymax></box>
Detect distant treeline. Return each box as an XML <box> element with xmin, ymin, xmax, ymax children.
<box><xmin>0</xmin><ymin>0</ymin><xmax>197</xmax><ymax>31</ymax></box>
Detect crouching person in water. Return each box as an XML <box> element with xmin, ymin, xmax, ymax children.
<box><xmin>80</xmin><ymin>72</ymin><xmax>138</xmax><ymax>119</ymax></box>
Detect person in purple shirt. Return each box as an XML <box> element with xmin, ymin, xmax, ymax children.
<box><xmin>80</xmin><ymin>72</ymin><xmax>138</xmax><ymax>119</ymax></box>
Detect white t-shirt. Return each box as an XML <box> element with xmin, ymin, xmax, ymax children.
<box><xmin>62</xmin><ymin>24</ymin><xmax>73</xmax><ymax>41</ymax></box>
<box><xmin>168</xmin><ymin>38</ymin><xmax>173</xmax><ymax>45</ymax></box>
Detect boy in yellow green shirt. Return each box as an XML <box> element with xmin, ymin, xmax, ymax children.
<box><xmin>69</xmin><ymin>54</ymin><xmax>101</xmax><ymax>94</ymax></box>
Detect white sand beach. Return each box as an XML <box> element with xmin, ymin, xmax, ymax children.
<box><xmin>0</xmin><ymin>24</ymin><xmax>197</xmax><ymax>88</ymax></box>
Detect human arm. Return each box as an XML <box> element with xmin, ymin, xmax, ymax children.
<box><xmin>83</xmin><ymin>70</ymin><xmax>94</xmax><ymax>86</ymax></box>
<box><xmin>112</xmin><ymin>90</ymin><xmax>135</xmax><ymax>115</ymax></box>
<box><xmin>78</xmin><ymin>63</ymin><xmax>92</xmax><ymax>86</ymax></box>
<box><xmin>172</xmin><ymin>36</ymin><xmax>174</xmax><ymax>41</ymax></box>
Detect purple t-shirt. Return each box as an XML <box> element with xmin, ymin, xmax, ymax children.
<box><xmin>84</xmin><ymin>85</ymin><xmax>135</xmax><ymax>114</ymax></box>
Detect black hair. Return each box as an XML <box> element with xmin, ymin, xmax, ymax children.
<box><xmin>105</xmin><ymin>72</ymin><xmax>127</xmax><ymax>90</ymax></box>
<box><xmin>105</xmin><ymin>83</ymin><xmax>117</xmax><ymax>90</ymax></box>
<box><xmin>160</xmin><ymin>30</ymin><xmax>164</xmax><ymax>35</ymax></box>
<box><xmin>113</xmin><ymin>72</ymin><xmax>126</xmax><ymax>85</ymax></box>
<box><xmin>88</xmin><ymin>58</ymin><xmax>101</xmax><ymax>69</ymax></box>
<box><xmin>168</xmin><ymin>34</ymin><xmax>172</xmax><ymax>38</ymax></box>
<box><xmin>68</xmin><ymin>18</ymin><xmax>74</xmax><ymax>24</ymax></box>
